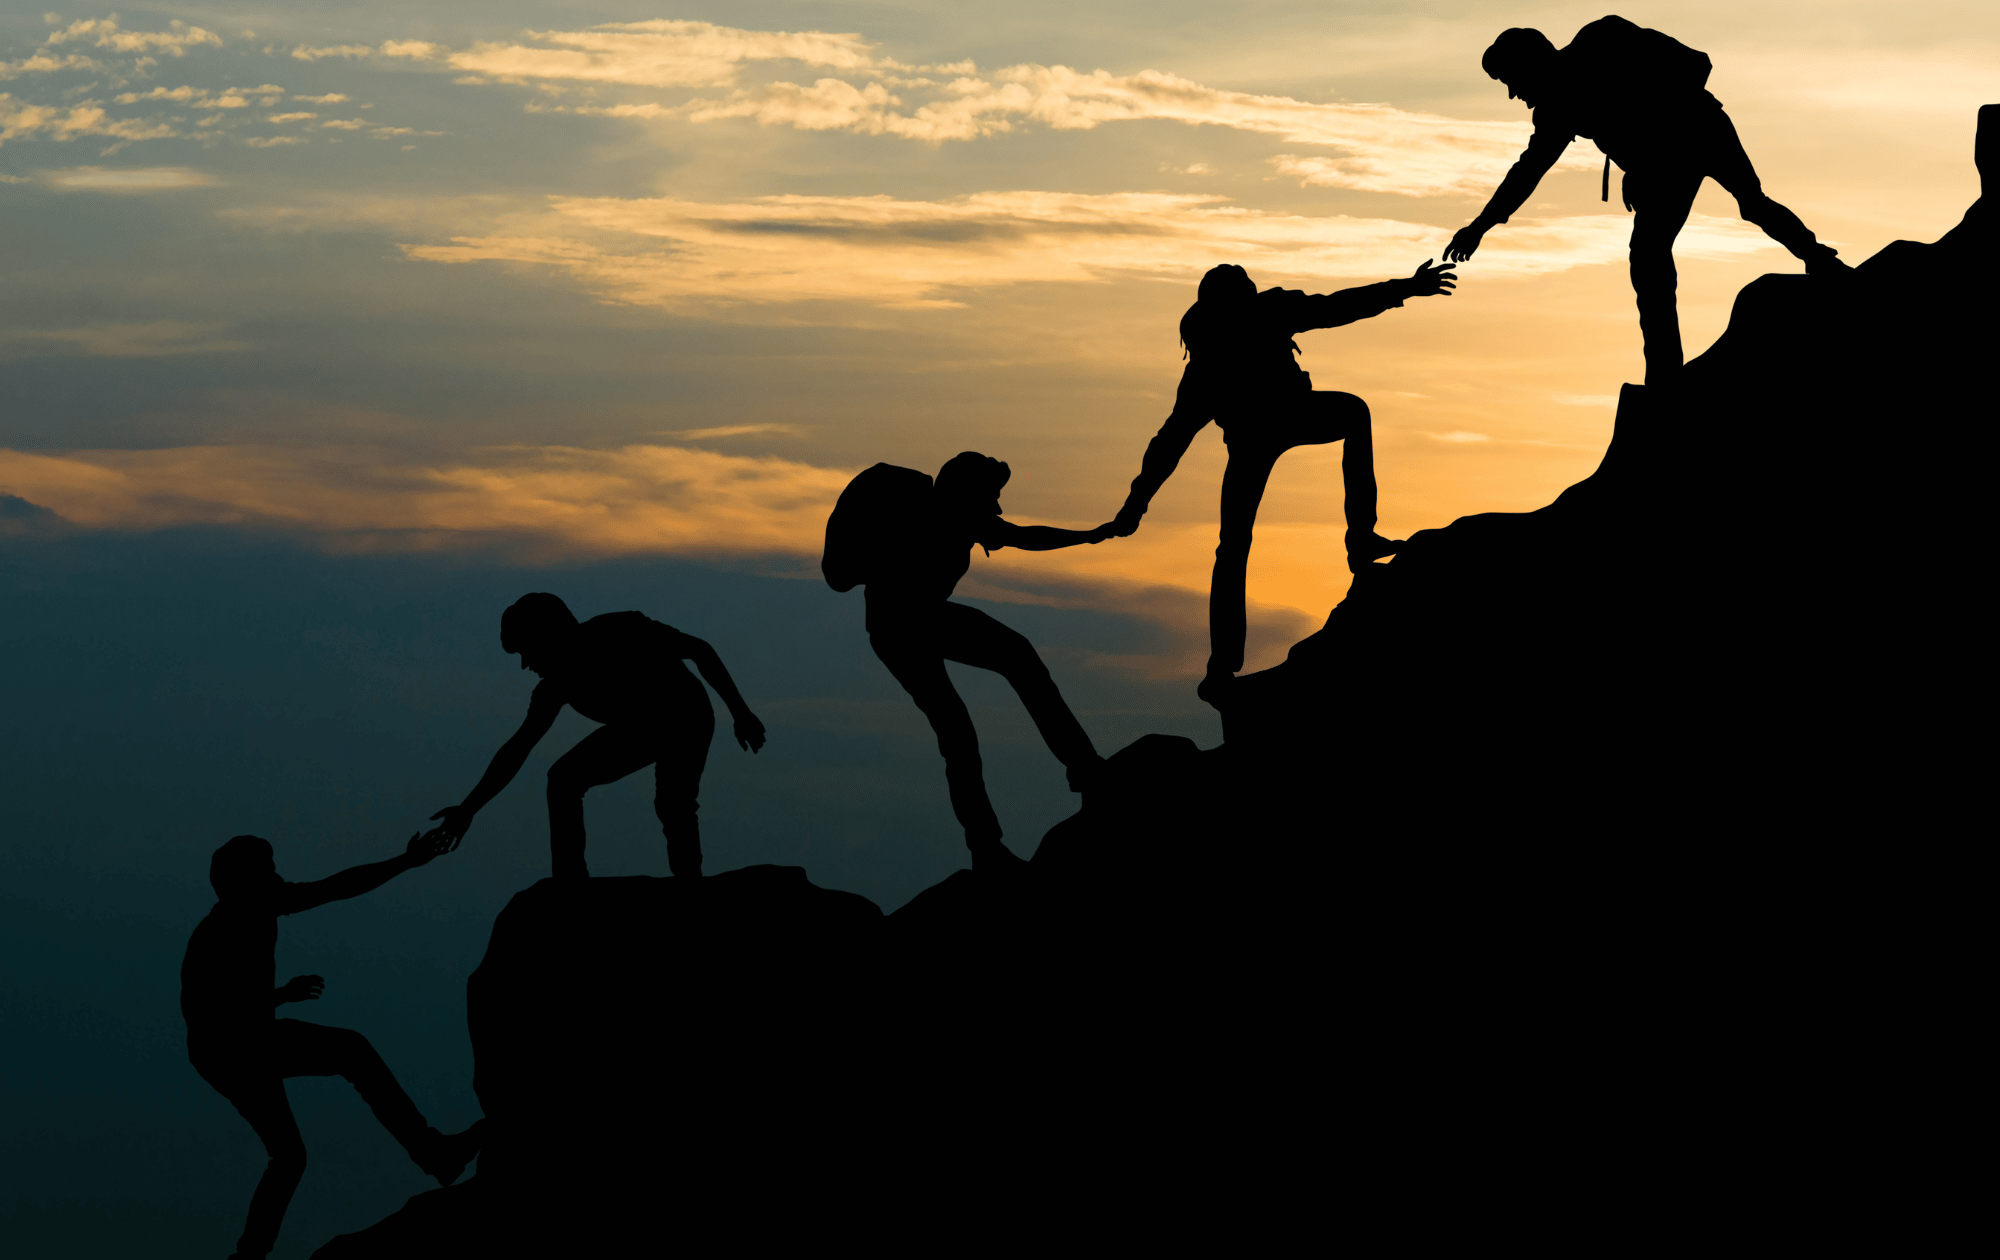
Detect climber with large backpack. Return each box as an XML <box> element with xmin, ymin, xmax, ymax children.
<box><xmin>1442</xmin><ymin>16</ymin><xmax>1848</xmax><ymax>382</ymax></box>
<box><xmin>824</xmin><ymin>453</ymin><xmax>1115</xmax><ymax>870</ymax></box>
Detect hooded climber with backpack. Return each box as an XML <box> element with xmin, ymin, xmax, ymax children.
<box><xmin>1443</xmin><ymin>16</ymin><xmax>1848</xmax><ymax>382</ymax></box>
<box><xmin>824</xmin><ymin>453</ymin><xmax>1115</xmax><ymax>870</ymax></box>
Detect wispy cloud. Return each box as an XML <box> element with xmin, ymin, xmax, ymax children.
<box><xmin>0</xmin><ymin>319</ymin><xmax>239</xmax><ymax>355</ymax></box>
<box><xmin>446</xmin><ymin>19</ymin><xmax>890</xmax><ymax>88</ymax></box>
<box><xmin>385</xmin><ymin>190</ymin><xmax>1777</xmax><ymax>311</ymax></box>
<box><xmin>678</xmin><ymin>65</ymin><xmax>1598</xmax><ymax>196</ymax></box>
<box><xmin>664</xmin><ymin>424</ymin><xmax>812</xmax><ymax>440</ymax></box>
<box><xmin>43</xmin><ymin>16</ymin><xmax>223</xmax><ymax>56</ymax></box>
<box><xmin>0</xmin><ymin>443</ymin><xmax>853</xmax><ymax>560</ymax></box>
<box><xmin>0</xmin><ymin>95</ymin><xmax>179</xmax><ymax>148</ymax></box>
<box><xmin>468</xmin><ymin>24</ymin><xmax>1597</xmax><ymax>198</ymax></box>
<box><xmin>0</xmin><ymin>442</ymin><xmax>1317</xmax><ymax>669</ymax></box>
<box><xmin>114</xmin><ymin>84</ymin><xmax>283</xmax><ymax>109</ymax></box>
<box><xmin>0</xmin><ymin>52</ymin><xmax>102</xmax><ymax>79</ymax></box>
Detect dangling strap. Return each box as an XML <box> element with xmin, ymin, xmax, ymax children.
<box><xmin>1601</xmin><ymin>156</ymin><xmax>1610</xmax><ymax>203</ymax></box>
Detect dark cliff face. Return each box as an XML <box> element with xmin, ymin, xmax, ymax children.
<box><xmin>316</xmin><ymin>108</ymin><xmax>1994</xmax><ymax>1256</ymax></box>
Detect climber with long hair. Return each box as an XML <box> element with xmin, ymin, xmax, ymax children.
<box><xmin>1108</xmin><ymin>259</ymin><xmax>1456</xmax><ymax>704</ymax></box>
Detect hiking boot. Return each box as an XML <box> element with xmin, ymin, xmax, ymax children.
<box><xmin>1196</xmin><ymin>670</ymin><xmax>1235</xmax><ymax>711</ymax></box>
<box><xmin>1345</xmin><ymin>529</ymin><xmax>1402</xmax><ymax>572</ymax></box>
<box><xmin>418</xmin><ymin>1119</ymin><xmax>488</xmax><ymax>1187</ymax></box>
<box><xmin>1065</xmin><ymin>755</ymin><xmax>1108</xmax><ymax>794</ymax></box>
<box><xmin>966</xmin><ymin>835</ymin><xmax>1027</xmax><ymax>873</ymax></box>
<box><xmin>1803</xmin><ymin>245</ymin><xmax>1852</xmax><ymax>277</ymax></box>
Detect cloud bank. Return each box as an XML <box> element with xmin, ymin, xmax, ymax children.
<box><xmin>391</xmin><ymin>190</ymin><xmax>1777</xmax><ymax>311</ymax></box>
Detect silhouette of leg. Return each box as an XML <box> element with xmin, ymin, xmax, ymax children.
<box><xmin>1625</xmin><ymin>167</ymin><xmax>1703</xmax><ymax>383</ymax></box>
<box><xmin>935</xmin><ymin>601</ymin><xmax>1103</xmax><ymax>789</ymax></box>
<box><xmin>870</xmin><ymin>624</ymin><xmax>1005</xmax><ymax>852</ymax></box>
<box><xmin>199</xmin><ymin>1067</ymin><xmax>307</xmax><ymax>1259</ymax></box>
<box><xmin>267</xmin><ymin>1019</ymin><xmax>484</xmax><ymax>1185</ymax></box>
<box><xmin>546</xmin><ymin>725</ymin><xmax>662</xmax><ymax>880</ymax></box>
<box><xmin>1210</xmin><ymin>439</ymin><xmax>1283</xmax><ymax>681</ymax></box>
<box><xmin>1279</xmin><ymin>391</ymin><xmax>1393</xmax><ymax>571</ymax></box>
<box><xmin>652</xmin><ymin>710</ymin><xmax>714</xmax><ymax>878</ymax></box>
<box><xmin>1703</xmin><ymin>113</ymin><xmax>1845</xmax><ymax>272</ymax></box>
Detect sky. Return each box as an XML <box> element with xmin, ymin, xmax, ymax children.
<box><xmin>3</xmin><ymin>2</ymin><xmax>1993</xmax><ymax>1254</ymax></box>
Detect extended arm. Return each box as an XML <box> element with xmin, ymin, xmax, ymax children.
<box><xmin>429</xmin><ymin>693</ymin><xmax>562</xmax><ymax>847</ymax></box>
<box><xmin>985</xmin><ymin>518</ymin><xmax>1112</xmax><ymax>552</ymax></box>
<box><xmin>1111</xmin><ymin>374</ymin><xmax>1211</xmax><ymax>535</ymax></box>
<box><xmin>683</xmin><ymin>637</ymin><xmax>768</xmax><ymax>753</ymax></box>
<box><xmin>278</xmin><ymin>831</ymin><xmax>450</xmax><ymax>914</ymax></box>
<box><xmin>1445</xmin><ymin>127</ymin><xmax>1572</xmax><ymax>262</ymax></box>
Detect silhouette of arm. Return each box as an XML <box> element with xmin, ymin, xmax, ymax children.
<box><xmin>1111</xmin><ymin>371</ymin><xmax>1212</xmax><ymax>535</ymax></box>
<box><xmin>680</xmin><ymin>636</ymin><xmax>768</xmax><ymax>753</ymax></box>
<box><xmin>276</xmin><ymin>832</ymin><xmax>451</xmax><ymax>914</ymax></box>
<box><xmin>429</xmin><ymin>688</ymin><xmax>563</xmax><ymax>847</ymax></box>
<box><xmin>983</xmin><ymin>518</ymin><xmax>1112</xmax><ymax>552</ymax></box>
<box><xmin>1446</xmin><ymin>120</ymin><xmax>1574</xmax><ymax>261</ymax></box>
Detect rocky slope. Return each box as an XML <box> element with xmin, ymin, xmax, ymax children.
<box><xmin>316</xmin><ymin>106</ymin><xmax>1992</xmax><ymax>1254</ymax></box>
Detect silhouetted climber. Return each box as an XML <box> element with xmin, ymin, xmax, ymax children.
<box><xmin>182</xmin><ymin>832</ymin><xmax>482</xmax><ymax>1260</ymax></box>
<box><xmin>429</xmin><ymin>594</ymin><xmax>766</xmax><ymax>880</ymax></box>
<box><xmin>824</xmin><ymin>454</ymin><xmax>1113</xmax><ymax>869</ymax></box>
<box><xmin>1109</xmin><ymin>261</ymin><xmax>1456</xmax><ymax>703</ymax></box>
<box><xmin>1443</xmin><ymin>16</ymin><xmax>1848</xmax><ymax>382</ymax></box>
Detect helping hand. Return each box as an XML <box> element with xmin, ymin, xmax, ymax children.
<box><xmin>1443</xmin><ymin>226</ymin><xmax>1485</xmax><ymax>264</ymax></box>
<box><xmin>1405</xmin><ymin>257</ymin><xmax>1458</xmax><ymax>297</ymax></box>
<box><xmin>280</xmin><ymin>974</ymin><xmax>325</xmax><ymax>1003</ymax></box>
<box><xmin>734</xmin><ymin>714</ymin><xmax>767</xmax><ymax>754</ymax></box>
<box><xmin>427</xmin><ymin>806</ymin><xmax>473</xmax><ymax>852</ymax></box>
<box><xmin>406</xmin><ymin>829</ymin><xmax>452</xmax><ymax>866</ymax></box>
<box><xmin>1107</xmin><ymin>506</ymin><xmax>1144</xmax><ymax>538</ymax></box>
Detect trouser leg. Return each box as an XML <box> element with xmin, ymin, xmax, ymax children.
<box><xmin>871</xmin><ymin>632</ymin><xmax>1001</xmax><ymax>842</ymax></box>
<box><xmin>1338</xmin><ymin>399</ymin><xmax>1378</xmax><ymax>537</ymax></box>
<box><xmin>206</xmin><ymin>1072</ymin><xmax>307</xmax><ymax>1258</ymax></box>
<box><xmin>273</xmin><ymin>1020</ymin><xmax>432</xmax><ymax>1160</ymax></box>
<box><xmin>1626</xmin><ymin>169</ymin><xmax>1701</xmax><ymax>383</ymax></box>
<box><xmin>654</xmin><ymin>713</ymin><xmax>713</xmax><ymax>878</ymax></box>
<box><xmin>546</xmin><ymin>724</ymin><xmax>663</xmax><ymax>880</ymax></box>
<box><xmin>936</xmin><ymin>602</ymin><xmax>1100</xmax><ymax>772</ymax></box>
<box><xmin>1703</xmin><ymin>113</ymin><xmax>1832</xmax><ymax>262</ymax></box>
<box><xmin>1210</xmin><ymin>443</ymin><xmax>1282</xmax><ymax>678</ymax></box>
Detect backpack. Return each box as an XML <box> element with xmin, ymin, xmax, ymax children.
<box><xmin>1563</xmin><ymin>15</ymin><xmax>1713</xmax><ymax>98</ymax></box>
<box><xmin>822</xmin><ymin>463</ymin><xmax>934</xmax><ymax>592</ymax></box>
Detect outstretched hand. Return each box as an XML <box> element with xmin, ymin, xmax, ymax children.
<box><xmin>734</xmin><ymin>714</ymin><xmax>767</xmax><ymax>754</ymax></box>
<box><xmin>1107</xmin><ymin>506</ymin><xmax>1144</xmax><ymax>538</ymax></box>
<box><xmin>1443</xmin><ymin>225</ymin><xmax>1485</xmax><ymax>264</ymax></box>
<box><xmin>279</xmin><ymin>974</ymin><xmax>325</xmax><ymax>1003</ymax></box>
<box><xmin>427</xmin><ymin>806</ymin><xmax>473</xmax><ymax>852</ymax></box>
<box><xmin>406</xmin><ymin>829</ymin><xmax>452</xmax><ymax>866</ymax></box>
<box><xmin>1405</xmin><ymin>257</ymin><xmax>1459</xmax><ymax>297</ymax></box>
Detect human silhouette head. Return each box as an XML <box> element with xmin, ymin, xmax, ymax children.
<box><xmin>1196</xmin><ymin>263</ymin><xmax>1257</xmax><ymax>306</ymax></box>
<box><xmin>935</xmin><ymin>452</ymin><xmax>1010</xmax><ymax>514</ymax></box>
<box><xmin>501</xmin><ymin>592</ymin><xmax>579</xmax><ymax>673</ymax></box>
<box><xmin>211</xmin><ymin>834</ymin><xmax>279</xmax><ymax>900</ymax></box>
<box><xmin>1482</xmin><ymin>27</ymin><xmax>1557</xmax><ymax>103</ymax></box>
